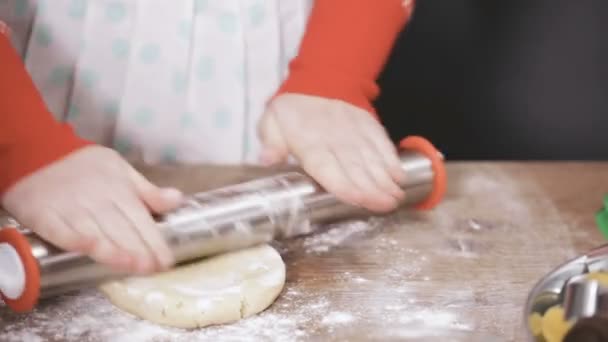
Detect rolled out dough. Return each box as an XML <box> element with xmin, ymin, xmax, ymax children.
<box><xmin>99</xmin><ymin>244</ymin><xmax>286</xmax><ymax>328</ymax></box>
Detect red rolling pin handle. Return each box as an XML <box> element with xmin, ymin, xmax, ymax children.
<box><xmin>398</xmin><ymin>136</ymin><xmax>447</xmax><ymax>210</ymax></box>
<box><xmin>0</xmin><ymin>228</ymin><xmax>40</xmax><ymax>312</ymax></box>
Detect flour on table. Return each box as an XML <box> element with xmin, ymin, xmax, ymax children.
<box><xmin>1</xmin><ymin>217</ymin><xmax>477</xmax><ymax>341</ymax></box>
<box><xmin>352</xmin><ymin>276</ymin><xmax>369</xmax><ymax>283</ymax></box>
<box><xmin>321</xmin><ymin>311</ymin><xmax>355</xmax><ymax>325</ymax></box>
<box><xmin>300</xmin><ymin>220</ymin><xmax>380</xmax><ymax>254</ymax></box>
<box><xmin>0</xmin><ymin>220</ymin><xmax>474</xmax><ymax>342</ymax></box>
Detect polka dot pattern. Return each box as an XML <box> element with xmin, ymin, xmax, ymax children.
<box><xmin>249</xmin><ymin>3</ymin><xmax>265</xmax><ymax>28</ymax></box>
<box><xmin>213</xmin><ymin>107</ymin><xmax>232</xmax><ymax>129</ymax></box>
<box><xmin>180</xmin><ymin>111</ymin><xmax>195</xmax><ymax>128</ymax></box>
<box><xmin>105</xmin><ymin>2</ymin><xmax>126</xmax><ymax>22</ymax></box>
<box><xmin>68</xmin><ymin>0</ymin><xmax>87</xmax><ymax>19</ymax></box>
<box><xmin>177</xmin><ymin>20</ymin><xmax>192</xmax><ymax>40</ymax></box>
<box><xmin>103</xmin><ymin>100</ymin><xmax>120</xmax><ymax>119</ymax></box>
<box><xmin>67</xmin><ymin>104</ymin><xmax>80</xmax><ymax>119</ymax></box>
<box><xmin>13</xmin><ymin>0</ymin><xmax>28</xmax><ymax>17</ymax></box>
<box><xmin>161</xmin><ymin>144</ymin><xmax>178</xmax><ymax>163</ymax></box>
<box><xmin>194</xmin><ymin>0</ymin><xmax>208</xmax><ymax>13</ymax></box>
<box><xmin>113</xmin><ymin>136</ymin><xmax>133</xmax><ymax>155</ymax></box>
<box><xmin>111</xmin><ymin>38</ymin><xmax>130</xmax><ymax>59</ymax></box>
<box><xmin>133</xmin><ymin>107</ymin><xmax>155</xmax><ymax>125</ymax></box>
<box><xmin>80</xmin><ymin>69</ymin><xmax>98</xmax><ymax>89</ymax></box>
<box><xmin>172</xmin><ymin>70</ymin><xmax>188</xmax><ymax>93</ymax></box>
<box><xmin>48</xmin><ymin>66</ymin><xmax>72</xmax><ymax>86</ymax></box>
<box><xmin>196</xmin><ymin>56</ymin><xmax>214</xmax><ymax>81</ymax></box>
<box><xmin>138</xmin><ymin>43</ymin><xmax>161</xmax><ymax>63</ymax></box>
<box><xmin>11</xmin><ymin>0</ymin><xmax>312</xmax><ymax>164</ymax></box>
<box><xmin>34</xmin><ymin>24</ymin><xmax>52</xmax><ymax>46</ymax></box>
<box><xmin>217</xmin><ymin>12</ymin><xmax>237</xmax><ymax>33</ymax></box>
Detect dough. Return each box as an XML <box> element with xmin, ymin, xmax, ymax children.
<box><xmin>99</xmin><ymin>244</ymin><xmax>285</xmax><ymax>328</ymax></box>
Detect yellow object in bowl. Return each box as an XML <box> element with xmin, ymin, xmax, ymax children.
<box><xmin>585</xmin><ymin>271</ymin><xmax>608</xmax><ymax>286</ymax></box>
<box><xmin>528</xmin><ymin>312</ymin><xmax>543</xmax><ymax>337</ymax></box>
<box><xmin>541</xmin><ymin>306</ymin><xmax>573</xmax><ymax>342</ymax></box>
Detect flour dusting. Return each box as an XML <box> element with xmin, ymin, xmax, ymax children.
<box><xmin>352</xmin><ymin>276</ymin><xmax>368</xmax><ymax>283</ymax></box>
<box><xmin>0</xmin><ymin>283</ymin><xmax>473</xmax><ymax>342</ymax></box>
<box><xmin>0</xmin><ymin>218</ymin><xmax>476</xmax><ymax>341</ymax></box>
<box><xmin>1</xmin><ymin>291</ymin><xmax>318</xmax><ymax>342</ymax></box>
<box><xmin>321</xmin><ymin>312</ymin><xmax>355</xmax><ymax>325</ymax></box>
<box><xmin>2</xmin><ymin>331</ymin><xmax>44</xmax><ymax>342</ymax></box>
<box><xmin>300</xmin><ymin>220</ymin><xmax>379</xmax><ymax>254</ymax></box>
<box><xmin>0</xmin><ymin>163</ymin><xmax>584</xmax><ymax>341</ymax></box>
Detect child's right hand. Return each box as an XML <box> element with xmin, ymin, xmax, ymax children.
<box><xmin>0</xmin><ymin>145</ymin><xmax>183</xmax><ymax>274</ymax></box>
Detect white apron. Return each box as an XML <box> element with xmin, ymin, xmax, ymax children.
<box><xmin>0</xmin><ymin>0</ymin><xmax>312</xmax><ymax>165</ymax></box>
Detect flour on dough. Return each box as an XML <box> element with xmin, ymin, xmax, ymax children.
<box><xmin>99</xmin><ymin>244</ymin><xmax>285</xmax><ymax>329</ymax></box>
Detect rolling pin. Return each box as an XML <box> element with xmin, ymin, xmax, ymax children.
<box><xmin>0</xmin><ymin>136</ymin><xmax>446</xmax><ymax>313</ymax></box>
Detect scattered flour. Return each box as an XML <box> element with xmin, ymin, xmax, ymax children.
<box><xmin>0</xmin><ymin>291</ymin><xmax>325</xmax><ymax>342</ymax></box>
<box><xmin>321</xmin><ymin>312</ymin><xmax>355</xmax><ymax>325</ymax></box>
<box><xmin>468</xmin><ymin>219</ymin><xmax>482</xmax><ymax>231</ymax></box>
<box><xmin>399</xmin><ymin>310</ymin><xmax>461</xmax><ymax>327</ymax></box>
<box><xmin>0</xmin><ymin>165</ymin><xmax>578</xmax><ymax>341</ymax></box>
<box><xmin>300</xmin><ymin>220</ymin><xmax>379</xmax><ymax>254</ymax></box>
<box><xmin>0</xmin><ymin>218</ymin><xmax>476</xmax><ymax>341</ymax></box>
<box><xmin>352</xmin><ymin>276</ymin><xmax>368</xmax><ymax>284</ymax></box>
<box><xmin>2</xmin><ymin>331</ymin><xmax>44</xmax><ymax>342</ymax></box>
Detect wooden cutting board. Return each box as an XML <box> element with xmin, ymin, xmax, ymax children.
<box><xmin>0</xmin><ymin>162</ymin><xmax>606</xmax><ymax>341</ymax></box>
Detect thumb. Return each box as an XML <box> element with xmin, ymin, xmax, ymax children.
<box><xmin>258</xmin><ymin>109</ymin><xmax>289</xmax><ymax>165</ymax></box>
<box><xmin>127</xmin><ymin>166</ymin><xmax>184</xmax><ymax>214</ymax></box>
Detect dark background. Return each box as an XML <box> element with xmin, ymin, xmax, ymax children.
<box><xmin>376</xmin><ymin>1</ymin><xmax>608</xmax><ymax>160</ymax></box>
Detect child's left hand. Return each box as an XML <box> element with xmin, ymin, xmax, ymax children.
<box><xmin>257</xmin><ymin>93</ymin><xmax>405</xmax><ymax>213</ymax></box>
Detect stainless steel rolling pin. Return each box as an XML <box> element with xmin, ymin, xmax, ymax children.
<box><xmin>0</xmin><ymin>136</ymin><xmax>446</xmax><ymax>312</ymax></box>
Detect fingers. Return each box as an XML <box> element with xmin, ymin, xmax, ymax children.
<box><xmin>153</xmin><ymin>187</ymin><xmax>184</xmax><ymax>213</ymax></box>
<box><xmin>259</xmin><ymin>95</ymin><xmax>406</xmax><ymax>214</ymax></box>
<box><xmin>31</xmin><ymin>210</ymin><xmax>94</xmax><ymax>254</ymax></box>
<box><xmin>90</xmin><ymin>197</ymin><xmax>159</xmax><ymax>274</ymax></box>
<box><xmin>29</xmin><ymin>208</ymin><xmax>133</xmax><ymax>271</ymax></box>
<box><xmin>325</xmin><ymin>107</ymin><xmax>403</xmax><ymax>212</ymax></box>
<box><xmin>358</xmin><ymin>145</ymin><xmax>405</xmax><ymax>202</ymax></box>
<box><xmin>297</xmin><ymin>146</ymin><xmax>364</xmax><ymax>207</ymax></box>
<box><xmin>126</xmin><ymin>165</ymin><xmax>183</xmax><ymax>214</ymax></box>
<box><xmin>54</xmin><ymin>193</ymin><xmax>170</xmax><ymax>275</ymax></box>
<box><xmin>113</xmin><ymin>194</ymin><xmax>174</xmax><ymax>271</ymax></box>
<box><xmin>356</xmin><ymin>115</ymin><xmax>405</xmax><ymax>184</ymax></box>
<box><xmin>98</xmin><ymin>166</ymin><xmax>175</xmax><ymax>273</ymax></box>
<box><xmin>122</xmin><ymin>166</ymin><xmax>177</xmax><ymax>271</ymax></box>
<box><xmin>258</xmin><ymin>109</ymin><xmax>290</xmax><ymax>165</ymax></box>
<box><xmin>298</xmin><ymin>144</ymin><xmax>400</xmax><ymax>212</ymax></box>
<box><xmin>334</xmin><ymin>147</ymin><xmax>401</xmax><ymax>212</ymax></box>
<box><xmin>2</xmin><ymin>145</ymin><xmax>175</xmax><ymax>275</ymax></box>
<box><xmin>63</xmin><ymin>207</ymin><xmax>133</xmax><ymax>271</ymax></box>
<box><xmin>288</xmin><ymin>122</ymin><xmax>404</xmax><ymax>212</ymax></box>
<box><xmin>259</xmin><ymin>146</ymin><xmax>287</xmax><ymax>166</ymax></box>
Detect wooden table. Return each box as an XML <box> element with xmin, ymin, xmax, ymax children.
<box><xmin>1</xmin><ymin>162</ymin><xmax>607</xmax><ymax>341</ymax></box>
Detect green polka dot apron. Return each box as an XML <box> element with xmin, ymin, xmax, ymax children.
<box><xmin>0</xmin><ymin>0</ymin><xmax>312</xmax><ymax>164</ymax></box>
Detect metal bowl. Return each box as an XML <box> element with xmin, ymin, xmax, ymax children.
<box><xmin>524</xmin><ymin>244</ymin><xmax>608</xmax><ymax>341</ymax></box>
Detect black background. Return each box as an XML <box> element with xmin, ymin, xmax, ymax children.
<box><xmin>375</xmin><ymin>1</ymin><xmax>608</xmax><ymax>160</ymax></box>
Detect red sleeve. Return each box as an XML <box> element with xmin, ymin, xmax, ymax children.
<box><xmin>276</xmin><ymin>0</ymin><xmax>415</xmax><ymax>115</ymax></box>
<box><xmin>0</xmin><ymin>31</ymin><xmax>91</xmax><ymax>196</ymax></box>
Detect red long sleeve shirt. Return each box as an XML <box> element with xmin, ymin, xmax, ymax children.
<box><xmin>278</xmin><ymin>0</ymin><xmax>415</xmax><ymax>115</ymax></box>
<box><xmin>0</xmin><ymin>30</ymin><xmax>91</xmax><ymax>196</ymax></box>
<box><xmin>0</xmin><ymin>0</ymin><xmax>414</xmax><ymax>196</ymax></box>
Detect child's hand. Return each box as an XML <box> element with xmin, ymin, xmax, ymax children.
<box><xmin>1</xmin><ymin>146</ymin><xmax>183</xmax><ymax>274</ymax></box>
<box><xmin>258</xmin><ymin>93</ymin><xmax>405</xmax><ymax>212</ymax></box>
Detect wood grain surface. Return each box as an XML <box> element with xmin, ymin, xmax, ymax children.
<box><xmin>0</xmin><ymin>162</ymin><xmax>607</xmax><ymax>341</ymax></box>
